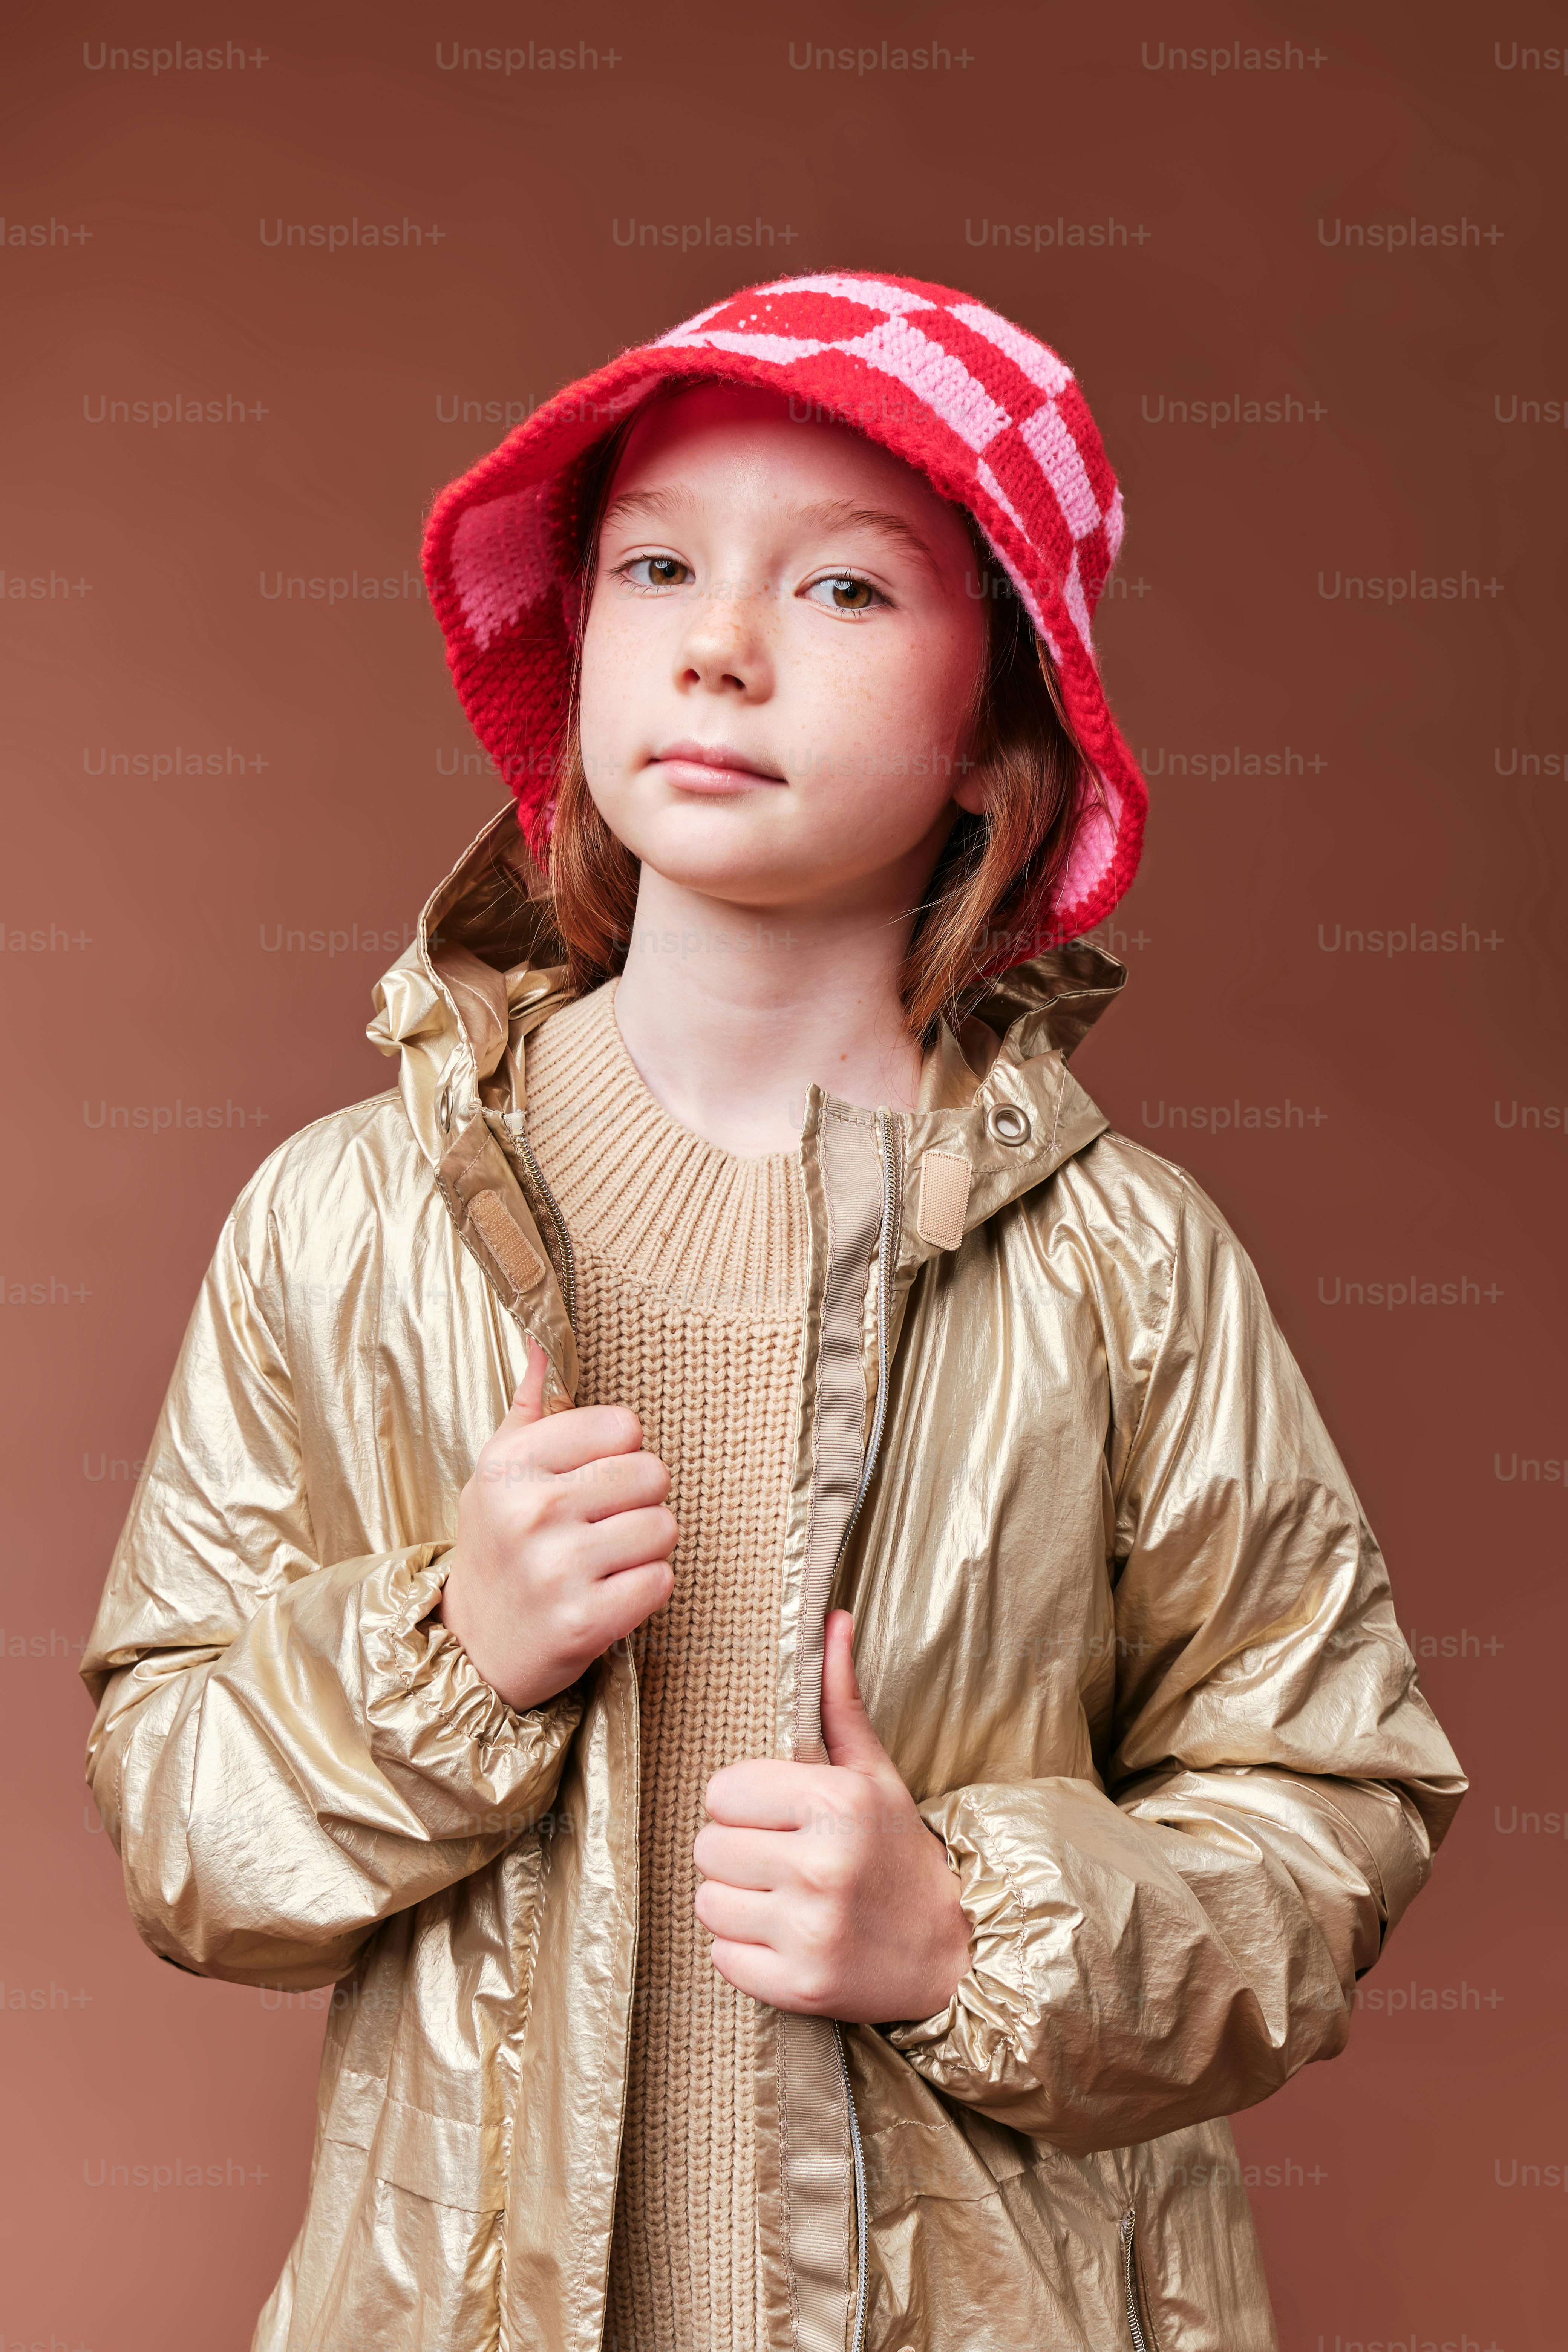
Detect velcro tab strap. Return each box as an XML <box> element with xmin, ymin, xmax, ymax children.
<box><xmin>915</xmin><ymin>1151</ymin><xmax>971</xmax><ymax>1251</ymax></box>
<box><xmin>468</xmin><ymin>1188</ymin><xmax>545</xmax><ymax>1292</ymax></box>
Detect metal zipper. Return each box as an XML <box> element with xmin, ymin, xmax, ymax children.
<box><xmin>510</xmin><ymin>1090</ymin><xmax>898</xmax><ymax>2352</ymax></box>
<box><xmin>501</xmin><ymin>1113</ymin><xmax>630</xmax><ymax>2341</ymax></box>
<box><xmin>832</xmin><ymin>1105</ymin><xmax>903</xmax><ymax>1580</ymax></box>
<box><xmin>508</xmin><ymin>1122</ymin><xmax>577</xmax><ymax>1335</ymax></box>
<box><xmin>1119</xmin><ymin>2204</ymin><xmax>1154</xmax><ymax>2352</ymax></box>
<box><xmin>833</xmin><ymin>1104</ymin><xmax>902</xmax><ymax>2352</ymax></box>
<box><xmin>834</xmin><ymin>2018</ymin><xmax>870</xmax><ymax>2352</ymax></box>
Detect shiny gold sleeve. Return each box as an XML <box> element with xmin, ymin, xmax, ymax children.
<box><xmin>885</xmin><ymin>1171</ymin><xmax>1467</xmax><ymax>2153</ymax></box>
<box><xmin>80</xmin><ymin>1198</ymin><xmax>583</xmax><ymax>1991</ymax></box>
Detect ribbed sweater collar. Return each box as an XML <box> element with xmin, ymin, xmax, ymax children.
<box><xmin>523</xmin><ymin>982</ymin><xmax>810</xmax><ymax>1316</ymax></box>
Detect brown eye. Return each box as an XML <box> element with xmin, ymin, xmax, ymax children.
<box><xmin>805</xmin><ymin>573</ymin><xmax>882</xmax><ymax>615</ymax></box>
<box><xmin>624</xmin><ymin>555</ymin><xmax>692</xmax><ymax>589</ymax></box>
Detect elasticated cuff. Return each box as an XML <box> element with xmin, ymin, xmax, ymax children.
<box><xmin>358</xmin><ymin>1545</ymin><xmax>585</xmax><ymax>1826</ymax></box>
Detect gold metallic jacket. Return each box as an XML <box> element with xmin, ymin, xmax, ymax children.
<box><xmin>83</xmin><ymin>810</ymin><xmax>1465</xmax><ymax>2352</ymax></box>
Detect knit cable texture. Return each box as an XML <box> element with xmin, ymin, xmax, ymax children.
<box><xmin>524</xmin><ymin>983</ymin><xmax>810</xmax><ymax>2352</ymax></box>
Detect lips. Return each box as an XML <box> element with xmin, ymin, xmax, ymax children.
<box><xmin>647</xmin><ymin>740</ymin><xmax>787</xmax><ymax>794</ymax></box>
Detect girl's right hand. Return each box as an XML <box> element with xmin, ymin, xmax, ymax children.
<box><xmin>433</xmin><ymin>1339</ymin><xmax>677</xmax><ymax>1714</ymax></box>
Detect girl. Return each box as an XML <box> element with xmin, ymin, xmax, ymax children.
<box><xmin>83</xmin><ymin>272</ymin><xmax>1465</xmax><ymax>2352</ymax></box>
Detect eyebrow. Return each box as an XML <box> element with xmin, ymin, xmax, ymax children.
<box><xmin>599</xmin><ymin>484</ymin><xmax>940</xmax><ymax>571</ymax></box>
<box><xmin>793</xmin><ymin>497</ymin><xmax>939</xmax><ymax>571</ymax></box>
<box><xmin>600</xmin><ymin>484</ymin><xmax>696</xmax><ymax>530</ymax></box>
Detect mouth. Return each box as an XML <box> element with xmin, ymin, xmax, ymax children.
<box><xmin>646</xmin><ymin>740</ymin><xmax>787</xmax><ymax>795</ymax></box>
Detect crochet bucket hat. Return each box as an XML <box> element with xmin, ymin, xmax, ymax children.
<box><xmin>421</xmin><ymin>270</ymin><xmax>1146</xmax><ymax>956</ymax></box>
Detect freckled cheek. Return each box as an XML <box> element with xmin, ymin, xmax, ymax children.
<box><xmin>582</xmin><ymin>602</ymin><xmax>649</xmax><ymax>688</ymax></box>
<box><xmin>579</xmin><ymin>612</ymin><xmax>665</xmax><ymax>760</ymax></box>
<box><xmin>805</xmin><ymin>634</ymin><xmax>969</xmax><ymax>761</ymax></box>
<box><xmin>906</xmin><ymin>622</ymin><xmax>985</xmax><ymax>737</ymax></box>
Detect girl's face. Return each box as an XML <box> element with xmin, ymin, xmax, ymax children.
<box><xmin>577</xmin><ymin>382</ymin><xmax>989</xmax><ymax>914</ymax></box>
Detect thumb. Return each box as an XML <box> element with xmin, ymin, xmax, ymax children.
<box><xmin>819</xmin><ymin>1611</ymin><xmax>888</xmax><ymax>1777</ymax></box>
<box><xmin>505</xmin><ymin>1336</ymin><xmax>548</xmax><ymax>1428</ymax></box>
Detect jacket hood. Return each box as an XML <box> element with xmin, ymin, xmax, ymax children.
<box><xmin>420</xmin><ymin>270</ymin><xmax>1147</xmax><ymax>963</ymax></box>
<box><xmin>368</xmin><ymin>808</ymin><xmax>1126</xmax><ymax>1275</ymax></box>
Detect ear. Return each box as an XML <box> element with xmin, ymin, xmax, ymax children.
<box><xmin>951</xmin><ymin>752</ymin><xmax>990</xmax><ymax>818</ymax></box>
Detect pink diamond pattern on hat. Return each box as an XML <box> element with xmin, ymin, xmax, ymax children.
<box><xmin>452</xmin><ymin>481</ymin><xmax>558</xmax><ymax>652</ymax></box>
<box><xmin>422</xmin><ymin>270</ymin><xmax>1147</xmax><ymax>957</ymax></box>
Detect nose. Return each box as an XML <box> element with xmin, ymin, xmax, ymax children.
<box><xmin>673</xmin><ymin>571</ymin><xmax>773</xmax><ymax>701</ymax></box>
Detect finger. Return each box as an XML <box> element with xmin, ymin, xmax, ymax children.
<box><xmin>516</xmin><ymin>1403</ymin><xmax>646</xmax><ymax>1476</ymax></box>
<box><xmin>588</xmin><ymin>1559</ymin><xmax>676</xmax><ymax>1647</ymax></box>
<box><xmin>693</xmin><ymin>1880</ymin><xmax>779</xmax><ymax>1946</ymax></box>
<box><xmin>503</xmin><ymin>1336</ymin><xmax>548</xmax><ymax>1427</ymax></box>
<box><xmin>703</xmin><ymin>1759</ymin><xmax>831</xmax><ymax>1831</ymax></box>
<box><xmin>692</xmin><ymin>1823</ymin><xmax>798</xmax><ymax>1892</ymax></box>
<box><xmin>707</xmin><ymin>1938</ymin><xmax>832</xmax><ymax>2015</ymax></box>
<box><xmin>819</xmin><ymin>1611</ymin><xmax>886</xmax><ymax>1777</ymax></box>
<box><xmin>564</xmin><ymin>1449</ymin><xmax>670</xmax><ymax>1524</ymax></box>
<box><xmin>579</xmin><ymin>1505</ymin><xmax>680</xmax><ymax>1580</ymax></box>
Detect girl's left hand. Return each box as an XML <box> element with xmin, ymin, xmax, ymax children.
<box><xmin>694</xmin><ymin>1611</ymin><xmax>974</xmax><ymax>2023</ymax></box>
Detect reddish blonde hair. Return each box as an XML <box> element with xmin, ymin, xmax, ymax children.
<box><xmin>524</xmin><ymin>395</ymin><xmax>1091</xmax><ymax>1038</ymax></box>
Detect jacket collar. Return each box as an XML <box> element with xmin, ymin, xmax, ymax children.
<box><xmin>368</xmin><ymin>806</ymin><xmax>1124</xmax><ymax>1238</ymax></box>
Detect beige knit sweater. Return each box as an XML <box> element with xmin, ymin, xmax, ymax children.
<box><xmin>525</xmin><ymin>981</ymin><xmax>810</xmax><ymax>2352</ymax></box>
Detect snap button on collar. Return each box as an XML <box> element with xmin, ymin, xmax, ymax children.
<box><xmin>985</xmin><ymin>1100</ymin><xmax>1031</xmax><ymax>1147</ymax></box>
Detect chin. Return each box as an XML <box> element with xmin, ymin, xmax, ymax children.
<box><xmin>641</xmin><ymin>852</ymin><xmax>802</xmax><ymax>907</ymax></box>
<box><xmin>623</xmin><ymin>814</ymin><xmax>805</xmax><ymax>903</ymax></box>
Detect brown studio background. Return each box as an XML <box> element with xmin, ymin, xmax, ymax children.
<box><xmin>2</xmin><ymin>2</ymin><xmax>1562</xmax><ymax>2344</ymax></box>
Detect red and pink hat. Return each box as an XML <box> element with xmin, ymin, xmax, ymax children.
<box><xmin>422</xmin><ymin>270</ymin><xmax>1146</xmax><ymax>957</ymax></box>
